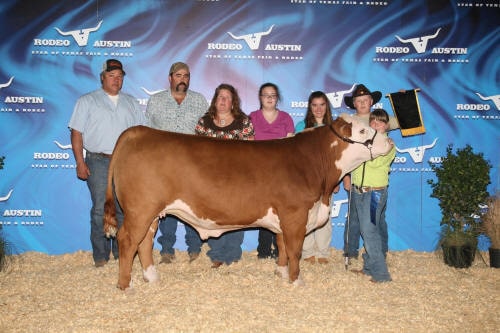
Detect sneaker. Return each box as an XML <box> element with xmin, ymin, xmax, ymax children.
<box><xmin>188</xmin><ymin>252</ymin><xmax>200</xmax><ymax>263</ymax></box>
<box><xmin>160</xmin><ymin>253</ymin><xmax>175</xmax><ymax>264</ymax></box>
<box><xmin>94</xmin><ymin>260</ymin><xmax>107</xmax><ymax>268</ymax></box>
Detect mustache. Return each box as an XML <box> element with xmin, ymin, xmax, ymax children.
<box><xmin>175</xmin><ymin>83</ymin><xmax>188</xmax><ymax>91</ymax></box>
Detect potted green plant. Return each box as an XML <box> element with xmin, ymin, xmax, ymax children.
<box><xmin>482</xmin><ymin>194</ymin><xmax>500</xmax><ymax>268</ymax></box>
<box><xmin>428</xmin><ymin>144</ymin><xmax>492</xmax><ymax>268</ymax></box>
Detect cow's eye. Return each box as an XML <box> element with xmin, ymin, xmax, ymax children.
<box><xmin>360</xmin><ymin>129</ymin><xmax>366</xmax><ymax>134</ymax></box>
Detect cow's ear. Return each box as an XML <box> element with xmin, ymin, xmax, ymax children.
<box><xmin>339</xmin><ymin>122</ymin><xmax>352</xmax><ymax>138</ymax></box>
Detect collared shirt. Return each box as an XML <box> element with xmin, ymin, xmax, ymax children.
<box><xmin>68</xmin><ymin>89</ymin><xmax>145</xmax><ymax>154</ymax></box>
<box><xmin>145</xmin><ymin>89</ymin><xmax>209</xmax><ymax>134</ymax></box>
<box><xmin>351</xmin><ymin>134</ymin><xmax>396</xmax><ymax>187</ymax></box>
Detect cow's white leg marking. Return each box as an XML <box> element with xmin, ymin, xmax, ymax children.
<box><xmin>143</xmin><ymin>265</ymin><xmax>159</xmax><ymax>283</ymax></box>
<box><xmin>121</xmin><ymin>280</ymin><xmax>134</xmax><ymax>293</ymax></box>
<box><xmin>292</xmin><ymin>273</ymin><xmax>305</xmax><ymax>287</ymax></box>
<box><xmin>275</xmin><ymin>265</ymin><xmax>289</xmax><ymax>280</ymax></box>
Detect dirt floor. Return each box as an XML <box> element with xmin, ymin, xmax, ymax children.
<box><xmin>0</xmin><ymin>247</ymin><xmax>498</xmax><ymax>333</ymax></box>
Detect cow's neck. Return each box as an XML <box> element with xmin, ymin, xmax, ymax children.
<box><xmin>294</xmin><ymin>127</ymin><xmax>344</xmax><ymax>198</ymax></box>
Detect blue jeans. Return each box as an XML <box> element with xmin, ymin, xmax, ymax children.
<box><xmin>157</xmin><ymin>215</ymin><xmax>202</xmax><ymax>255</ymax></box>
<box><xmin>207</xmin><ymin>230</ymin><xmax>244</xmax><ymax>264</ymax></box>
<box><xmin>257</xmin><ymin>229</ymin><xmax>278</xmax><ymax>258</ymax></box>
<box><xmin>352</xmin><ymin>188</ymin><xmax>391</xmax><ymax>282</ymax></box>
<box><xmin>344</xmin><ymin>192</ymin><xmax>360</xmax><ymax>258</ymax></box>
<box><xmin>85</xmin><ymin>153</ymin><xmax>123</xmax><ymax>263</ymax></box>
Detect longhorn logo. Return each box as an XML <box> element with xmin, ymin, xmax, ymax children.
<box><xmin>331</xmin><ymin>198</ymin><xmax>348</xmax><ymax>218</ymax></box>
<box><xmin>141</xmin><ymin>87</ymin><xmax>165</xmax><ymax>96</ymax></box>
<box><xmin>54</xmin><ymin>20</ymin><xmax>103</xmax><ymax>47</ymax></box>
<box><xmin>395</xmin><ymin>138</ymin><xmax>438</xmax><ymax>163</ymax></box>
<box><xmin>0</xmin><ymin>189</ymin><xmax>13</xmax><ymax>202</ymax></box>
<box><xmin>0</xmin><ymin>76</ymin><xmax>14</xmax><ymax>90</ymax></box>
<box><xmin>326</xmin><ymin>83</ymin><xmax>357</xmax><ymax>109</ymax></box>
<box><xmin>395</xmin><ymin>28</ymin><xmax>441</xmax><ymax>54</ymax></box>
<box><xmin>53</xmin><ymin>140</ymin><xmax>72</xmax><ymax>150</ymax></box>
<box><xmin>54</xmin><ymin>140</ymin><xmax>86</xmax><ymax>158</ymax></box>
<box><xmin>227</xmin><ymin>25</ymin><xmax>274</xmax><ymax>50</ymax></box>
<box><xmin>476</xmin><ymin>92</ymin><xmax>500</xmax><ymax>111</ymax></box>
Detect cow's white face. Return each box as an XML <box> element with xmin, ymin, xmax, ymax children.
<box><xmin>334</xmin><ymin>118</ymin><xmax>393</xmax><ymax>177</ymax></box>
<box><xmin>350</xmin><ymin>118</ymin><xmax>392</xmax><ymax>156</ymax></box>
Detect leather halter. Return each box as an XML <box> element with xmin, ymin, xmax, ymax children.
<box><xmin>330</xmin><ymin>125</ymin><xmax>377</xmax><ymax>160</ymax></box>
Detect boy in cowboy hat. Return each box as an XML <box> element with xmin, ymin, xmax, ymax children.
<box><xmin>342</xmin><ymin>84</ymin><xmax>399</xmax><ymax>129</ymax></box>
<box><xmin>340</xmin><ymin>84</ymin><xmax>399</xmax><ymax>263</ymax></box>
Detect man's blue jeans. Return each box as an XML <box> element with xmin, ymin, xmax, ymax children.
<box><xmin>86</xmin><ymin>153</ymin><xmax>123</xmax><ymax>263</ymax></box>
<box><xmin>344</xmin><ymin>192</ymin><xmax>360</xmax><ymax>258</ymax></box>
<box><xmin>158</xmin><ymin>215</ymin><xmax>202</xmax><ymax>255</ymax></box>
<box><xmin>352</xmin><ymin>188</ymin><xmax>391</xmax><ymax>282</ymax></box>
<box><xmin>207</xmin><ymin>230</ymin><xmax>244</xmax><ymax>264</ymax></box>
<box><xmin>345</xmin><ymin>189</ymin><xmax>389</xmax><ymax>258</ymax></box>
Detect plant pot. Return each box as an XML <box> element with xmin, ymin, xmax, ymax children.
<box><xmin>489</xmin><ymin>247</ymin><xmax>500</xmax><ymax>268</ymax></box>
<box><xmin>442</xmin><ymin>244</ymin><xmax>476</xmax><ymax>268</ymax></box>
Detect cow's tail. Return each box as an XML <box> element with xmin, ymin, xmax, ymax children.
<box><xmin>103</xmin><ymin>153</ymin><xmax>119</xmax><ymax>238</ymax></box>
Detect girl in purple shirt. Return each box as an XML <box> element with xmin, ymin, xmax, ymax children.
<box><xmin>249</xmin><ymin>82</ymin><xmax>294</xmax><ymax>259</ymax></box>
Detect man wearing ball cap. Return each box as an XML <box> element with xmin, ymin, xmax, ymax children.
<box><xmin>69</xmin><ymin>59</ymin><xmax>145</xmax><ymax>268</ymax></box>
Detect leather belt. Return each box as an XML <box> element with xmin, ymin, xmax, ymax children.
<box><xmin>88</xmin><ymin>152</ymin><xmax>112</xmax><ymax>158</ymax></box>
<box><xmin>352</xmin><ymin>185</ymin><xmax>387</xmax><ymax>193</ymax></box>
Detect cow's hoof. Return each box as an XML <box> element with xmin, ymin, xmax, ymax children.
<box><xmin>117</xmin><ymin>280</ymin><xmax>133</xmax><ymax>291</ymax></box>
<box><xmin>143</xmin><ymin>265</ymin><xmax>159</xmax><ymax>283</ymax></box>
<box><xmin>291</xmin><ymin>278</ymin><xmax>305</xmax><ymax>287</ymax></box>
<box><xmin>274</xmin><ymin>265</ymin><xmax>289</xmax><ymax>280</ymax></box>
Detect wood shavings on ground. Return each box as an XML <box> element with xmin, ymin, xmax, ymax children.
<box><xmin>0</xmin><ymin>247</ymin><xmax>498</xmax><ymax>332</ymax></box>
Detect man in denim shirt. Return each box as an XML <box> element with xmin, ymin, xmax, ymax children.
<box><xmin>69</xmin><ymin>59</ymin><xmax>145</xmax><ymax>267</ymax></box>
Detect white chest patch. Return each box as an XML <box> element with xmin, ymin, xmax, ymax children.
<box><xmin>158</xmin><ymin>200</ymin><xmax>281</xmax><ymax>239</ymax></box>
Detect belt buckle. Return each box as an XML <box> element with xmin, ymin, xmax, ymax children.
<box><xmin>354</xmin><ymin>185</ymin><xmax>367</xmax><ymax>193</ymax></box>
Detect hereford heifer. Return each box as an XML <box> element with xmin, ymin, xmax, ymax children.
<box><xmin>104</xmin><ymin>116</ymin><xmax>393</xmax><ymax>290</ymax></box>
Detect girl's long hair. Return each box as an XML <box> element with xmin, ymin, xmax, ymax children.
<box><xmin>304</xmin><ymin>91</ymin><xmax>333</xmax><ymax>128</ymax></box>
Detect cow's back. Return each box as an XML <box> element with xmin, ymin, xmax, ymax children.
<box><xmin>110</xmin><ymin>126</ymin><xmax>333</xmax><ymax>227</ymax></box>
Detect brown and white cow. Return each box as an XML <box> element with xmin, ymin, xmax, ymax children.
<box><xmin>103</xmin><ymin>116</ymin><xmax>393</xmax><ymax>290</ymax></box>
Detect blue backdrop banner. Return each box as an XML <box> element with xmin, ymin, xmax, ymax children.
<box><xmin>0</xmin><ymin>0</ymin><xmax>498</xmax><ymax>254</ymax></box>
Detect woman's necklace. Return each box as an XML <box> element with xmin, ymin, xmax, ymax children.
<box><xmin>216</xmin><ymin>114</ymin><xmax>232</xmax><ymax>126</ymax></box>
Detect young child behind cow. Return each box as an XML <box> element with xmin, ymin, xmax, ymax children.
<box><xmin>349</xmin><ymin>109</ymin><xmax>395</xmax><ymax>282</ymax></box>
